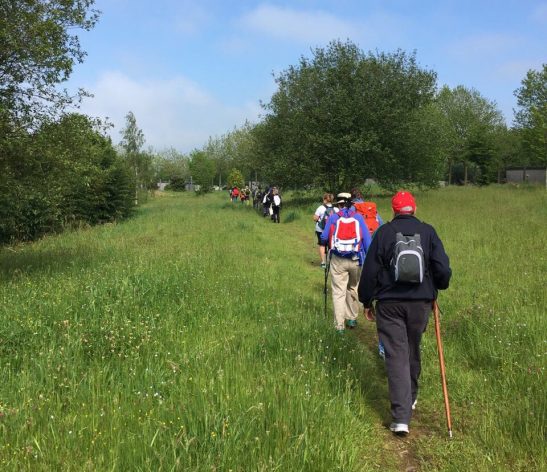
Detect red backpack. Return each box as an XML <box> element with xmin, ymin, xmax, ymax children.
<box><xmin>354</xmin><ymin>201</ymin><xmax>379</xmax><ymax>236</ymax></box>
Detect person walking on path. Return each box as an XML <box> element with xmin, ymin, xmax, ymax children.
<box><xmin>358</xmin><ymin>191</ymin><xmax>451</xmax><ymax>436</ymax></box>
<box><xmin>271</xmin><ymin>187</ymin><xmax>282</xmax><ymax>223</ymax></box>
<box><xmin>313</xmin><ymin>193</ymin><xmax>338</xmax><ymax>268</ymax></box>
<box><xmin>321</xmin><ymin>192</ymin><xmax>372</xmax><ymax>332</ymax></box>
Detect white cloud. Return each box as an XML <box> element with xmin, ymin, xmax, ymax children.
<box><xmin>531</xmin><ymin>3</ymin><xmax>547</xmax><ymax>24</ymax></box>
<box><xmin>173</xmin><ymin>3</ymin><xmax>211</xmax><ymax>35</ymax></box>
<box><xmin>497</xmin><ymin>58</ymin><xmax>546</xmax><ymax>81</ymax></box>
<box><xmin>240</xmin><ymin>4</ymin><xmax>361</xmax><ymax>44</ymax></box>
<box><xmin>238</xmin><ymin>4</ymin><xmax>408</xmax><ymax>51</ymax></box>
<box><xmin>77</xmin><ymin>71</ymin><xmax>261</xmax><ymax>152</ymax></box>
<box><xmin>447</xmin><ymin>33</ymin><xmax>521</xmax><ymax>58</ymax></box>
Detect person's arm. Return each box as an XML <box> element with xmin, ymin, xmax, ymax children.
<box><xmin>320</xmin><ymin>213</ymin><xmax>337</xmax><ymax>245</ymax></box>
<box><xmin>313</xmin><ymin>206</ymin><xmax>323</xmax><ymax>222</ymax></box>
<box><xmin>429</xmin><ymin>227</ymin><xmax>452</xmax><ymax>290</ymax></box>
<box><xmin>358</xmin><ymin>233</ymin><xmax>382</xmax><ymax>308</ymax></box>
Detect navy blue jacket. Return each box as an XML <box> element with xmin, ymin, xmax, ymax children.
<box><xmin>358</xmin><ymin>215</ymin><xmax>451</xmax><ymax>307</ymax></box>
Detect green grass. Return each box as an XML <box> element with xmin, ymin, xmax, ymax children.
<box><xmin>0</xmin><ymin>186</ymin><xmax>545</xmax><ymax>471</ymax></box>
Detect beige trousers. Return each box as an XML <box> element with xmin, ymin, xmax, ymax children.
<box><xmin>329</xmin><ymin>254</ymin><xmax>362</xmax><ymax>330</ymax></box>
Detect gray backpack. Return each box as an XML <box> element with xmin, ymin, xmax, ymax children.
<box><xmin>390</xmin><ymin>231</ymin><xmax>425</xmax><ymax>284</ymax></box>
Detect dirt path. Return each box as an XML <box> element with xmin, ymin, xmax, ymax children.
<box><xmin>354</xmin><ymin>324</ymin><xmax>425</xmax><ymax>472</ymax></box>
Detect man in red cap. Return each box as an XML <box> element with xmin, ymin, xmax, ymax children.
<box><xmin>358</xmin><ymin>191</ymin><xmax>451</xmax><ymax>436</ymax></box>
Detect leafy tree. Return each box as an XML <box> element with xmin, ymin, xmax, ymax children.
<box><xmin>513</xmin><ymin>64</ymin><xmax>546</xmax><ymax>166</ymax></box>
<box><xmin>188</xmin><ymin>150</ymin><xmax>215</xmax><ymax>193</ymax></box>
<box><xmin>120</xmin><ymin>111</ymin><xmax>146</xmax><ymax>204</ymax></box>
<box><xmin>227</xmin><ymin>168</ymin><xmax>245</xmax><ymax>189</ymax></box>
<box><xmin>256</xmin><ymin>40</ymin><xmax>439</xmax><ymax>190</ymax></box>
<box><xmin>153</xmin><ymin>148</ymin><xmax>189</xmax><ymax>185</ymax></box>
<box><xmin>0</xmin><ymin>0</ymin><xmax>99</xmax><ymax>125</ymax></box>
<box><xmin>436</xmin><ymin>85</ymin><xmax>505</xmax><ymax>184</ymax></box>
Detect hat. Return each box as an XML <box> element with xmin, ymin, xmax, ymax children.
<box><xmin>391</xmin><ymin>191</ymin><xmax>416</xmax><ymax>214</ymax></box>
<box><xmin>335</xmin><ymin>192</ymin><xmax>352</xmax><ymax>204</ymax></box>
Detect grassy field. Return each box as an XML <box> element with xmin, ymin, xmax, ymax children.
<box><xmin>0</xmin><ymin>185</ymin><xmax>545</xmax><ymax>471</ymax></box>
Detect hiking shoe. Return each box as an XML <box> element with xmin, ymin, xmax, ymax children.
<box><xmin>412</xmin><ymin>399</ymin><xmax>417</xmax><ymax>410</ymax></box>
<box><xmin>346</xmin><ymin>319</ymin><xmax>357</xmax><ymax>329</ymax></box>
<box><xmin>336</xmin><ymin>329</ymin><xmax>345</xmax><ymax>335</ymax></box>
<box><xmin>389</xmin><ymin>423</ymin><xmax>409</xmax><ymax>436</ymax></box>
<box><xmin>320</xmin><ymin>262</ymin><xmax>326</xmax><ymax>269</ymax></box>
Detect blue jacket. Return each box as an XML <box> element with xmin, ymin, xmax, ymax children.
<box><xmin>320</xmin><ymin>208</ymin><xmax>372</xmax><ymax>265</ymax></box>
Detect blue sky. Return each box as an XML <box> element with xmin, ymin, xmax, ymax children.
<box><xmin>65</xmin><ymin>0</ymin><xmax>547</xmax><ymax>153</ymax></box>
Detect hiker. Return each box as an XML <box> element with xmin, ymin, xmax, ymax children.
<box><xmin>271</xmin><ymin>187</ymin><xmax>281</xmax><ymax>223</ymax></box>
<box><xmin>262</xmin><ymin>187</ymin><xmax>272</xmax><ymax>217</ymax></box>
<box><xmin>358</xmin><ymin>191</ymin><xmax>451</xmax><ymax>437</ymax></box>
<box><xmin>351</xmin><ymin>188</ymin><xmax>386</xmax><ymax>358</ymax></box>
<box><xmin>231</xmin><ymin>186</ymin><xmax>240</xmax><ymax>203</ymax></box>
<box><xmin>321</xmin><ymin>192</ymin><xmax>372</xmax><ymax>332</ymax></box>
<box><xmin>351</xmin><ymin>188</ymin><xmax>384</xmax><ymax>237</ymax></box>
<box><xmin>313</xmin><ymin>193</ymin><xmax>338</xmax><ymax>268</ymax></box>
<box><xmin>242</xmin><ymin>186</ymin><xmax>251</xmax><ymax>205</ymax></box>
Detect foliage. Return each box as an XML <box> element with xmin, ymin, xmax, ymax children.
<box><xmin>435</xmin><ymin>85</ymin><xmax>506</xmax><ymax>184</ymax></box>
<box><xmin>0</xmin><ymin>0</ymin><xmax>99</xmax><ymax>126</ymax></box>
<box><xmin>0</xmin><ymin>113</ymin><xmax>133</xmax><ymax>243</ymax></box>
<box><xmin>513</xmin><ymin>64</ymin><xmax>547</xmax><ymax>166</ymax></box>
<box><xmin>255</xmin><ymin>40</ymin><xmax>440</xmax><ymax>190</ymax></box>
<box><xmin>188</xmin><ymin>150</ymin><xmax>215</xmax><ymax>193</ymax></box>
<box><xmin>227</xmin><ymin>168</ymin><xmax>245</xmax><ymax>189</ymax></box>
<box><xmin>120</xmin><ymin>111</ymin><xmax>150</xmax><ymax>204</ymax></box>
<box><xmin>152</xmin><ymin>148</ymin><xmax>189</xmax><ymax>184</ymax></box>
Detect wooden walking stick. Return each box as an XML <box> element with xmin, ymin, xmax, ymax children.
<box><xmin>433</xmin><ymin>300</ymin><xmax>453</xmax><ymax>438</ymax></box>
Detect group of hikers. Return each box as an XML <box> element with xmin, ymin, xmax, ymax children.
<box><xmin>315</xmin><ymin>188</ymin><xmax>452</xmax><ymax>437</ymax></box>
<box><xmin>229</xmin><ymin>185</ymin><xmax>282</xmax><ymax>223</ymax></box>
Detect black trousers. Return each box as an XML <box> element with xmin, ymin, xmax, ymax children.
<box><xmin>376</xmin><ymin>300</ymin><xmax>431</xmax><ymax>424</ymax></box>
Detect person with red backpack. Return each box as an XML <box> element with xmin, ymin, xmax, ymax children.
<box><xmin>320</xmin><ymin>193</ymin><xmax>372</xmax><ymax>332</ymax></box>
<box><xmin>350</xmin><ymin>188</ymin><xmax>384</xmax><ymax>237</ymax></box>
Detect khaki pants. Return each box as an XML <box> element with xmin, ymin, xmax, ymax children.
<box><xmin>330</xmin><ymin>254</ymin><xmax>361</xmax><ymax>330</ymax></box>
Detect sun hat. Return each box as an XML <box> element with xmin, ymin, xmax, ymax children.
<box><xmin>335</xmin><ymin>192</ymin><xmax>352</xmax><ymax>204</ymax></box>
<box><xmin>391</xmin><ymin>191</ymin><xmax>416</xmax><ymax>214</ymax></box>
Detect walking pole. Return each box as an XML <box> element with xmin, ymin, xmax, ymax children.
<box><xmin>323</xmin><ymin>251</ymin><xmax>331</xmax><ymax>317</ymax></box>
<box><xmin>433</xmin><ymin>300</ymin><xmax>453</xmax><ymax>438</ymax></box>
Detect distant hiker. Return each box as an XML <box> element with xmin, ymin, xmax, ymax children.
<box><xmin>263</xmin><ymin>187</ymin><xmax>273</xmax><ymax>217</ymax></box>
<box><xmin>271</xmin><ymin>187</ymin><xmax>282</xmax><ymax>223</ymax></box>
<box><xmin>231</xmin><ymin>186</ymin><xmax>240</xmax><ymax>203</ymax></box>
<box><xmin>358</xmin><ymin>191</ymin><xmax>451</xmax><ymax>437</ymax></box>
<box><xmin>253</xmin><ymin>187</ymin><xmax>263</xmax><ymax>209</ymax></box>
<box><xmin>313</xmin><ymin>193</ymin><xmax>338</xmax><ymax>268</ymax></box>
<box><xmin>321</xmin><ymin>192</ymin><xmax>372</xmax><ymax>332</ymax></box>
<box><xmin>242</xmin><ymin>186</ymin><xmax>251</xmax><ymax>205</ymax></box>
<box><xmin>351</xmin><ymin>188</ymin><xmax>384</xmax><ymax>238</ymax></box>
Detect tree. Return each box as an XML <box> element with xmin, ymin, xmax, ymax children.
<box><xmin>0</xmin><ymin>0</ymin><xmax>99</xmax><ymax>125</ymax></box>
<box><xmin>188</xmin><ymin>150</ymin><xmax>215</xmax><ymax>193</ymax></box>
<box><xmin>435</xmin><ymin>85</ymin><xmax>505</xmax><ymax>184</ymax></box>
<box><xmin>227</xmin><ymin>168</ymin><xmax>245</xmax><ymax>189</ymax></box>
<box><xmin>120</xmin><ymin>111</ymin><xmax>146</xmax><ymax>204</ymax></box>
<box><xmin>513</xmin><ymin>64</ymin><xmax>547</xmax><ymax>166</ymax></box>
<box><xmin>256</xmin><ymin>40</ymin><xmax>440</xmax><ymax>190</ymax></box>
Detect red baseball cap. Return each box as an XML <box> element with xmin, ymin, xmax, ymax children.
<box><xmin>391</xmin><ymin>191</ymin><xmax>416</xmax><ymax>214</ymax></box>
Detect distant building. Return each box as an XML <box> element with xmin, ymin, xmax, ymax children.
<box><xmin>506</xmin><ymin>167</ymin><xmax>546</xmax><ymax>186</ymax></box>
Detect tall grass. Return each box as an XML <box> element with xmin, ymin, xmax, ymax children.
<box><xmin>0</xmin><ymin>186</ymin><xmax>544</xmax><ymax>470</ymax></box>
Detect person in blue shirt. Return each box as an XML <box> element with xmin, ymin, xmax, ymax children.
<box><xmin>321</xmin><ymin>193</ymin><xmax>372</xmax><ymax>332</ymax></box>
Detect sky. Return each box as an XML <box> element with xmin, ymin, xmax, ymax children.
<box><xmin>65</xmin><ymin>0</ymin><xmax>547</xmax><ymax>154</ymax></box>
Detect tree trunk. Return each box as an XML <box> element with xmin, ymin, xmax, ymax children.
<box><xmin>464</xmin><ymin>162</ymin><xmax>468</xmax><ymax>185</ymax></box>
<box><xmin>448</xmin><ymin>160</ymin><xmax>453</xmax><ymax>185</ymax></box>
<box><xmin>135</xmin><ymin>166</ymin><xmax>139</xmax><ymax>205</ymax></box>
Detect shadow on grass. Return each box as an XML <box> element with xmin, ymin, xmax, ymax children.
<box><xmin>0</xmin><ymin>245</ymin><xmax>101</xmax><ymax>280</ymax></box>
